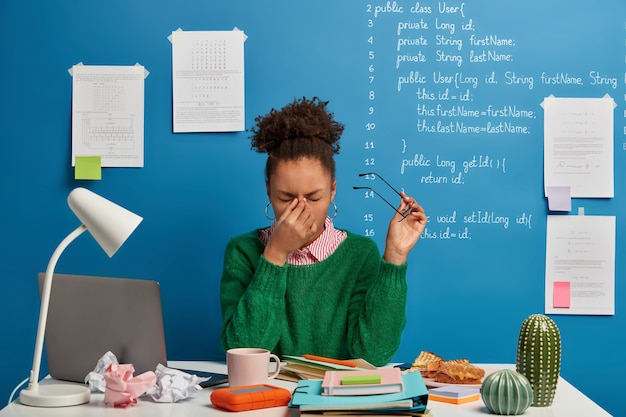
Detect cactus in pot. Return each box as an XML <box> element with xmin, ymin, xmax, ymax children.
<box><xmin>481</xmin><ymin>369</ymin><xmax>533</xmax><ymax>415</ymax></box>
<box><xmin>515</xmin><ymin>314</ymin><xmax>561</xmax><ymax>406</ymax></box>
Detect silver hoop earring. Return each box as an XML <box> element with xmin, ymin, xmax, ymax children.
<box><xmin>265</xmin><ymin>202</ymin><xmax>275</xmax><ymax>220</ymax></box>
<box><xmin>329</xmin><ymin>201</ymin><xmax>338</xmax><ymax>219</ymax></box>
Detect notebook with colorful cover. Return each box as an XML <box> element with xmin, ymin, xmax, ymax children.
<box><xmin>321</xmin><ymin>367</ymin><xmax>403</xmax><ymax>396</ymax></box>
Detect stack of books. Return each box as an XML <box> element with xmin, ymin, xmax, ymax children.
<box><xmin>288</xmin><ymin>367</ymin><xmax>429</xmax><ymax>416</ymax></box>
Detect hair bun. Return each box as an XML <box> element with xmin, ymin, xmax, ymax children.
<box><xmin>250</xmin><ymin>96</ymin><xmax>344</xmax><ymax>154</ymax></box>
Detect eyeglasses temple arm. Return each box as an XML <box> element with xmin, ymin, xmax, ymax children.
<box><xmin>358</xmin><ymin>172</ymin><xmax>403</xmax><ymax>197</ymax></box>
<box><xmin>353</xmin><ymin>186</ymin><xmax>406</xmax><ymax>218</ymax></box>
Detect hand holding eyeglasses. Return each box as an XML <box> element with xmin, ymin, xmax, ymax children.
<box><xmin>384</xmin><ymin>191</ymin><xmax>427</xmax><ymax>265</ymax></box>
<box><xmin>353</xmin><ymin>172</ymin><xmax>427</xmax><ymax>265</ymax></box>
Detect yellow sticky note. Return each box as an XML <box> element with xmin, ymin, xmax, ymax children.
<box><xmin>75</xmin><ymin>156</ymin><xmax>102</xmax><ymax>180</ymax></box>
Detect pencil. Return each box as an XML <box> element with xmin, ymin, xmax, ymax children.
<box><xmin>302</xmin><ymin>354</ymin><xmax>358</xmax><ymax>368</ymax></box>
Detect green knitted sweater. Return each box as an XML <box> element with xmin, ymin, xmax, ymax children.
<box><xmin>219</xmin><ymin>229</ymin><xmax>408</xmax><ymax>366</ymax></box>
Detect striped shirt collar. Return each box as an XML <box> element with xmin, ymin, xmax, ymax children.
<box><xmin>259</xmin><ymin>217</ymin><xmax>347</xmax><ymax>265</ymax></box>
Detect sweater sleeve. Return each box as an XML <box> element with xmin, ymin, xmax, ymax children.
<box><xmin>219</xmin><ymin>235</ymin><xmax>288</xmax><ymax>351</ymax></box>
<box><xmin>345</xmin><ymin>238</ymin><xmax>408</xmax><ymax>366</ymax></box>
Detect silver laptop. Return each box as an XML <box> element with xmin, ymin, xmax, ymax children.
<box><xmin>38</xmin><ymin>273</ymin><xmax>168</xmax><ymax>383</ymax></box>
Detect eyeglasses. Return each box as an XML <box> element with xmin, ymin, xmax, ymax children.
<box><xmin>353</xmin><ymin>172</ymin><xmax>412</xmax><ymax>221</ymax></box>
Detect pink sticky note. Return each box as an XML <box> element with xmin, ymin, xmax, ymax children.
<box><xmin>553</xmin><ymin>281</ymin><xmax>571</xmax><ymax>308</ymax></box>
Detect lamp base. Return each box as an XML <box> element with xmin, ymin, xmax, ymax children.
<box><xmin>20</xmin><ymin>381</ymin><xmax>90</xmax><ymax>407</ymax></box>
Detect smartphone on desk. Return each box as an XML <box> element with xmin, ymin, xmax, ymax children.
<box><xmin>394</xmin><ymin>363</ymin><xmax>413</xmax><ymax>371</ymax></box>
<box><xmin>176</xmin><ymin>369</ymin><xmax>229</xmax><ymax>388</ymax></box>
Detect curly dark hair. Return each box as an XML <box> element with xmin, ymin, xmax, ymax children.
<box><xmin>250</xmin><ymin>97</ymin><xmax>345</xmax><ymax>181</ymax></box>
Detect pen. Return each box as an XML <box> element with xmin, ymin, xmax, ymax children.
<box><xmin>302</xmin><ymin>354</ymin><xmax>357</xmax><ymax>368</ymax></box>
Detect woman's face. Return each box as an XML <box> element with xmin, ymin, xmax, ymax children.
<box><xmin>267</xmin><ymin>157</ymin><xmax>336</xmax><ymax>233</ymax></box>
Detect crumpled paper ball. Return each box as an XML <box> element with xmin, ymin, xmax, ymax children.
<box><xmin>146</xmin><ymin>364</ymin><xmax>210</xmax><ymax>403</ymax></box>
<box><xmin>103</xmin><ymin>363</ymin><xmax>157</xmax><ymax>407</ymax></box>
<box><xmin>85</xmin><ymin>350</ymin><xmax>119</xmax><ymax>392</ymax></box>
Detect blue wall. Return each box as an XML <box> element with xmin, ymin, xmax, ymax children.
<box><xmin>1</xmin><ymin>1</ymin><xmax>623</xmax><ymax>415</ymax></box>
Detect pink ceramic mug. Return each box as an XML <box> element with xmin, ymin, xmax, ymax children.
<box><xmin>226</xmin><ymin>348</ymin><xmax>281</xmax><ymax>387</ymax></box>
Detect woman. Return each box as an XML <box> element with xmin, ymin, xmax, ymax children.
<box><xmin>219</xmin><ymin>97</ymin><xmax>426</xmax><ymax>366</ymax></box>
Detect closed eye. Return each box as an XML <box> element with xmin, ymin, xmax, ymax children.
<box><xmin>277</xmin><ymin>190</ymin><xmax>325</xmax><ymax>201</ymax></box>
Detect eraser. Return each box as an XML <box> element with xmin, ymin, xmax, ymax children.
<box><xmin>341</xmin><ymin>374</ymin><xmax>381</xmax><ymax>385</ymax></box>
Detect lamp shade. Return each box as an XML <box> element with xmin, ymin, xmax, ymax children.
<box><xmin>67</xmin><ymin>187</ymin><xmax>143</xmax><ymax>257</ymax></box>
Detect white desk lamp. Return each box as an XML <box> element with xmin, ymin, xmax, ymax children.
<box><xmin>19</xmin><ymin>187</ymin><xmax>143</xmax><ymax>407</ymax></box>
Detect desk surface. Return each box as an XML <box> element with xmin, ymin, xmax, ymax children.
<box><xmin>0</xmin><ymin>362</ymin><xmax>611</xmax><ymax>417</ymax></box>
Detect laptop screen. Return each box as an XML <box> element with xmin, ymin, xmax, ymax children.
<box><xmin>38</xmin><ymin>273</ymin><xmax>168</xmax><ymax>383</ymax></box>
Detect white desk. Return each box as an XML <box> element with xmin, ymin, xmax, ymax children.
<box><xmin>0</xmin><ymin>362</ymin><xmax>611</xmax><ymax>417</ymax></box>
